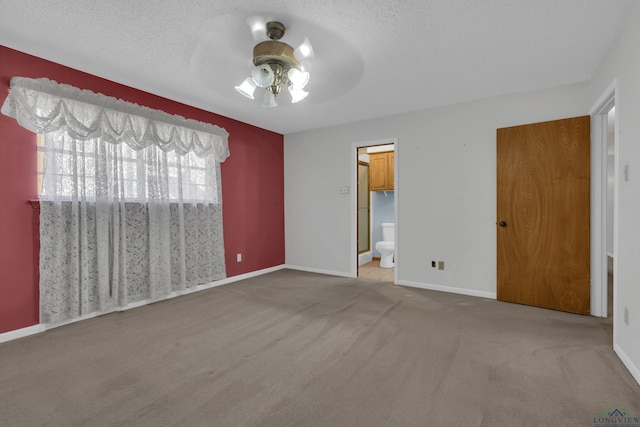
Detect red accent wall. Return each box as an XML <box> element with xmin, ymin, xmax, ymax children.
<box><xmin>0</xmin><ymin>45</ymin><xmax>285</xmax><ymax>334</ymax></box>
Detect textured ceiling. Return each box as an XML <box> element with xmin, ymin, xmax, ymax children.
<box><xmin>0</xmin><ymin>0</ymin><xmax>633</xmax><ymax>134</ymax></box>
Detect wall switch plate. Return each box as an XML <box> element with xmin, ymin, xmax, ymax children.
<box><xmin>624</xmin><ymin>307</ymin><xmax>629</xmax><ymax>325</ymax></box>
<box><xmin>339</xmin><ymin>186</ymin><xmax>350</xmax><ymax>194</ymax></box>
<box><xmin>237</xmin><ymin>253</ymin><xmax>242</xmax><ymax>263</ymax></box>
<box><xmin>438</xmin><ymin>261</ymin><xmax>445</xmax><ymax>270</ymax></box>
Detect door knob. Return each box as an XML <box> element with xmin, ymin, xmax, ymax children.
<box><xmin>498</xmin><ymin>221</ymin><xmax>507</xmax><ymax>227</ymax></box>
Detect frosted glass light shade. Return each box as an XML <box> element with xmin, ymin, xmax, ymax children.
<box><xmin>234</xmin><ymin>77</ymin><xmax>257</xmax><ymax>99</ymax></box>
<box><xmin>263</xmin><ymin>90</ymin><xmax>278</xmax><ymax>107</ymax></box>
<box><xmin>252</xmin><ymin>64</ymin><xmax>275</xmax><ymax>88</ymax></box>
<box><xmin>288</xmin><ymin>86</ymin><xmax>309</xmax><ymax>103</ymax></box>
<box><xmin>287</xmin><ymin>68</ymin><xmax>309</xmax><ymax>89</ymax></box>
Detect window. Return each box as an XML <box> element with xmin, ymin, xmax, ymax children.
<box><xmin>5</xmin><ymin>77</ymin><xmax>230</xmax><ymax>325</ymax></box>
<box><xmin>37</xmin><ymin>133</ymin><xmax>218</xmax><ymax>203</ymax></box>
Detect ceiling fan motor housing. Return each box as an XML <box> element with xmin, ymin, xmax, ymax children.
<box><xmin>253</xmin><ymin>40</ymin><xmax>300</xmax><ymax>71</ymax></box>
<box><xmin>252</xmin><ymin>21</ymin><xmax>301</xmax><ymax>92</ymax></box>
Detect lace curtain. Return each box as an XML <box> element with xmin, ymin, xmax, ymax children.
<box><xmin>2</xmin><ymin>77</ymin><xmax>229</xmax><ymax>325</ymax></box>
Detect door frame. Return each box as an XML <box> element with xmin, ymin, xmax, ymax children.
<box><xmin>589</xmin><ymin>79</ymin><xmax>618</xmax><ymax>319</ymax></box>
<box><xmin>350</xmin><ymin>137</ymin><xmax>399</xmax><ymax>282</ymax></box>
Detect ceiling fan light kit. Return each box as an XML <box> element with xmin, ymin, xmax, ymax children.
<box><xmin>235</xmin><ymin>21</ymin><xmax>310</xmax><ymax>107</ymax></box>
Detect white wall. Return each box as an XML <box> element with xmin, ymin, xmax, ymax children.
<box><xmin>285</xmin><ymin>83</ymin><xmax>588</xmax><ymax>295</ymax></box>
<box><xmin>587</xmin><ymin>1</ymin><xmax>640</xmax><ymax>383</ymax></box>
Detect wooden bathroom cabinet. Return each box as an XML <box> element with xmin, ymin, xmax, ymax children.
<box><xmin>368</xmin><ymin>151</ymin><xmax>394</xmax><ymax>191</ymax></box>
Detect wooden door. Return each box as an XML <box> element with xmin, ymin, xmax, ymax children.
<box><xmin>497</xmin><ymin>116</ymin><xmax>590</xmax><ymax>314</ymax></box>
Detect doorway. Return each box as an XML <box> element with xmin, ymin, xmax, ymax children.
<box><xmin>351</xmin><ymin>138</ymin><xmax>398</xmax><ymax>283</ymax></box>
<box><xmin>605</xmin><ymin>106</ymin><xmax>616</xmax><ymax>319</ymax></box>
<box><xmin>590</xmin><ymin>81</ymin><xmax>617</xmax><ymax>319</ymax></box>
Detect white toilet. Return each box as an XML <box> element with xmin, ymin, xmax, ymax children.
<box><xmin>375</xmin><ymin>222</ymin><xmax>395</xmax><ymax>268</ymax></box>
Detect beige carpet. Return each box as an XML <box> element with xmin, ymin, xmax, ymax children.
<box><xmin>0</xmin><ymin>269</ymin><xmax>638</xmax><ymax>427</ymax></box>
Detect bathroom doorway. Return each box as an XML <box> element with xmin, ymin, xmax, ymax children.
<box><xmin>351</xmin><ymin>139</ymin><xmax>397</xmax><ymax>283</ymax></box>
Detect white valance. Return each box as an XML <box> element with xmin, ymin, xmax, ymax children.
<box><xmin>1</xmin><ymin>77</ymin><xmax>229</xmax><ymax>161</ymax></box>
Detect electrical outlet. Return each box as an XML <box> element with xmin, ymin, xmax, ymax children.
<box><xmin>431</xmin><ymin>260</ymin><xmax>436</xmax><ymax>268</ymax></box>
<box><xmin>237</xmin><ymin>253</ymin><xmax>242</xmax><ymax>263</ymax></box>
<box><xmin>438</xmin><ymin>261</ymin><xmax>445</xmax><ymax>270</ymax></box>
<box><xmin>624</xmin><ymin>307</ymin><xmax>629</xmax><ymax>325</ymax></box>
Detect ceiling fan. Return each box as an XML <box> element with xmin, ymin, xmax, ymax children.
<box><xmin>235</xmin><ymin>21</ymin><xmax>312</xmax><ymax>107</ymax></box>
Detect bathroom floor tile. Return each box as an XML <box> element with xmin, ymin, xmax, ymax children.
<box><xmin>358</xmin><ymin>260</ymin><xmax>394</xmax><ymax>283</ymax></box>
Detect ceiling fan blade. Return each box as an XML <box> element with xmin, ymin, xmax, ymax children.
<box><xmin>295</xmin><ymin>36</ymin><xmax>314</xmax><ymax>60</ymax></box>
<box><xmin>246</xmin><ymin>15</ymin><xmax>268</xmax><ymax>41</ymax></box>
<box><xmin>294</xmin><ymin>36</ymin><xmax>314</xmax><ymax>73</ymax></box>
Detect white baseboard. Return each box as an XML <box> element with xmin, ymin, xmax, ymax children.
<box><xmin>0</xmin><ymin>264</ymin><xmax>288</xmax><ymax>344</ymax></box>
<box><xmin>358</xmin><ymin>252</ymin><xmax>373</xmax><ymax>266</ymax></box>
<box><xmin>0</xmin><ymin>324</ymin><xmax>46</xmax><ymax>344</ymax></box>
<box><xmin>396</xmin><ymin>279</ymin><xmax>497</xmax><ymax>300</ymax></box>
<box><xmin>614</xmin><ymin>342</ymin><xmax>640</xmax><ymax>386</ymax></box>
<box><xmin>201</xmin><ymin>265</ymin><xmax>286</xmax><ymax>287</ymax></box>
<box><xmin>284</xmin><ymin>264</ymin><xmax>354</xmax><ymax>278</ymax></box>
